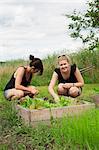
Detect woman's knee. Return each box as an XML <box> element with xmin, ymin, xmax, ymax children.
<box><xmin>10</xmin><ymin>90</ymin><xmax>24</xmax><ymax>100</ymax></box>
<box><xmin>57</xmin><ymin>84</ymin><xmax>64</xmax><ymax>94</ymax></box>
<box><xmin>12</xmin><ymin>90</ymin><xmax>24</xmax><ymax>98</ymax></box>
<box><xmin>58</xmin><ymin>83</ymin><xmax>64</xmax><ymax>90</ymax></box>
<box><xmin>4</xmin><ymin>89</ymin><xmax>24</xmax><ymax>100</ymax></box>
<box><xmin>16</xmin><ymin>90</ymin><xmax>24</xmax><ymax>98</ymax></box>
<box><xmin>69</xmin><ymin>87</ymin><xmax>81</xmax><ymax>98</ymax></box>
<box><xmin>57</xmin><ymin>83</ymin><xmax>68</xmax><ymax>95</ymax></box>
<box><xmin>4</xmin><ymin>89</ymin><xmax>15</xmax><ymax>100</ymax></box>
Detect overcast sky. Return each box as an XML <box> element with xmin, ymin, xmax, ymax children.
<box><xmin>0</xmin><ymin>0</ymin><xmax>88</xmax><ymax>61</ymax></box>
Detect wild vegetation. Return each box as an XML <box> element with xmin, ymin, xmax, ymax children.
<box><xmin>0</xmin><ymin>48</ymin><xmax>99</xmax><ymax>149</ymax></box>
<box><xmin>0</xmin><ymin>47</ymin><xmax>99</xmax><ymax>92</ymax></box>
<box><xmin>0</xmin><ymin>97</ymin><xmax>99</xmax><ymax>149</ymax></box>
<box><xmin>66</xmin><ymin>0</ymin><xmax>99</xmax><ymax>50</ymax></box>
<box><xmin>0</xmin><ymin>0</ymin><xmax>99</xmax><ymax>148</ymax></box>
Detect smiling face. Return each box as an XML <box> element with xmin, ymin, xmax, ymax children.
<box><xmin>58</xmin><ymin>59</ymin><xmax>70</xmax><ymax>73</ymax></box>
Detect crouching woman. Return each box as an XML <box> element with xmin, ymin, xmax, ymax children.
<box><xmin>4</xmin><ymin>55</ymin><xmax>43</xmax><ymax>100</ymax></box>
<box><xmin>48</xmin><ymin>55</ymin><xmax>84</xmax><ymax>102</ymax></box>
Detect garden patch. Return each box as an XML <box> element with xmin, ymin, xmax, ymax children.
<box><xmin>15</xmin><ymin>96</ymin><xmax>95</xmax><ymax>126</ymax></box>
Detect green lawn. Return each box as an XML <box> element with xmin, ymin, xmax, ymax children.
<box><xmin>36</xmin><ymin>84</ymin><xmax>99</xmax><ymax>102</ymax></box>
<box><xmin>0</xmin><ymin>84</ymin><xmax>99</xmax><ymax>150</ymax></box>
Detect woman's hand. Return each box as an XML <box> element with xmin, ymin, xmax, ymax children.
<box><xmin>31</xmin><ymin>89</ymin><xmax>39</xmax><ymax>95</ymax></box>
<box><xmin>63</xmin><ymin>83</ymin><xmax>73</xmax><ymax>89</ymax></box>
<box><xmin>53</xmin><ymin>94</ymin><xmax>60</xmax><ymax>103</ymax></box>
<box><xmin>28</xmin><ymin>86</ymin><xmax>39</xmax><ymax>95</ymax></box>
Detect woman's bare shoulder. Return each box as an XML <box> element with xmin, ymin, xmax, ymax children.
<box><xmin>17</xmin><ymin>66</ymin><xmax>25</xmax><ymax>71</ymax></box>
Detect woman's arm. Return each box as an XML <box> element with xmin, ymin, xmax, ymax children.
<box><xmin>63</xmin><ymin>67</ymin><xmax>84</xmax><ymax>89</ymax></box>
<box><xmin>15</xmin><ymin>67</ymin><xmax>36</xmax><ymax>94</ymax></box>
<box><xmin>74</xmin><ymin>67</ymin><xmax>84</xmax><ymax>87</ymax></box>
<box><xmin>48</xmin><ymin>72</ymin><xmax>60</xmax><ymax>102</ymax></box>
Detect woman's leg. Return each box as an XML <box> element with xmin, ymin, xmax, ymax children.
<box><xmin>25</xmin><ymin>86</ymin><xmax>38</xmax><ymax>98</ymax></box>
<box><xmin>57</xmin><ymin>83</ymin><xmax>68</xmax><ymax>96</ymax></box>
<box><xmin>68</xmin><ymin>87</ymin><xmax>81</xmax><ymax>98</ymax></box>
<box><xmin>4</xmin><ymin>89</ymin><xmax>24</xmax><ymax>100</ymax></box>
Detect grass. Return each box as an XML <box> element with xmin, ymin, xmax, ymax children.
<box><xmin>51</xmin><ymin>109</ymin><xmax>99</xmax><ymax>150</ymax></box>
<box><xmin>36</xmin><ymin>84</ymin><xmax>99</xmax><ymax>103</ymax></box>
<box><xmin>0</xmin><ymin>48</ymin><xmax>99</xmax><ymax>90</ymax></box>
<box><xmin>0</xmin><ymin>49</ymin><xmax>99</xmax><ymax>149</ymax></box>
<box><xmin>0</xmin><ymin>95</ymin><xmax>99</xmax><ymax>149</ymax></box>
<box><xmin>0</xmin><ymin>84</ymin><xmax>99</xmax><ymax>149</ymax></box>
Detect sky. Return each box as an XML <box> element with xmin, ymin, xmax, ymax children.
<box><xmin>0</xmin><ymin>0</ymin><xmax>88</xmax><ymax>61</ymax></box>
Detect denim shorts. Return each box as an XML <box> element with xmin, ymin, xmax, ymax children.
<box><xmin>4</xmin><ymin>89</ymin><xmax>11</xmax><ymax>100</ymax></box>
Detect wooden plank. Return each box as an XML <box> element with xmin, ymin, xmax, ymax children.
<box><xmin>16</xmin><ymin>103</ymin><xmax>95</xmax><ymax>126</ymax></box>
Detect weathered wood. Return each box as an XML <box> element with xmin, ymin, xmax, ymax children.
<box><xmin>80</xmin><ymin>65</ymin><xmax>95</xmax><ymax>74</ymax></box>
<box><xmin>91</xmin><ymin>94</ymin><xmax>99</xmax><ymax>107</ymax></box>
<box><xmin>16</xmin><ymin>103</ymin><xmax>95</xmax><ymax>126</ymax></box>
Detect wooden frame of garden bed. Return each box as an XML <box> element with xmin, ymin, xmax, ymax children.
<box><xmin>15</xmin><ymin>103</ymin><xmax>95</xmax><ymax>126</ymax></box>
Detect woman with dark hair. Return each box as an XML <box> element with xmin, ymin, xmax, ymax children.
<box><xmin>4</xmin><ymin>55</ymin><xmax>43</xmax><ymax>100</ymax></box>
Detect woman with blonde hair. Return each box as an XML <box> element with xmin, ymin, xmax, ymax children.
<box><xmin>48</xmin><ymin>55</ymin><xmax>84</xmax><ymax>102</ymax></box>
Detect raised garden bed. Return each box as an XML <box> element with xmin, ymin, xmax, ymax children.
<box><xmin>15</xmin><ymin>97</ymin><xmax>95</xmax><ymax>126</ymax></box>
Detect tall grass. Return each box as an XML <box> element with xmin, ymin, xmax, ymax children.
<box><xmin>0</xmin><ymin>48</ymin><xmax>99</xmax><ymax>98</ymax></box>
<box><xmin>0</xmin><ymin>60</ymin><xmax>28</xmax><ymax>91</ymax></box>
<box><xmin>0</xmin><ymin>97</ymin><xmax>99</xmax><ymax>149</ymax></box>
<box><xmin>0</xmin><ymin>49</ymin><xmax>99</xmax><ymax>149</ymax></box>
<box><xmin>35</xmin><ymin>48</ymin><xmax>99</xmax><ymax>85</ymax></box>
<box><xmin>51</xmin><ymin>109</ymin><xmax>99</xmax><ymax>150</ymax></box>
<box><xmin>70</xmin><ymin>48</ymin><xmax>99</xmax><ymax>83</ymax></box>
<box><xmin>0</xmin><ymin>48</ymin><xmax>99</xmax><ymax>91</ymax></box>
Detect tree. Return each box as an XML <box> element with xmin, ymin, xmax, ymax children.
<box><xmin>66</xmin><ymin>0</ymin><xmax>99</xmax><ymax>50</ymax></box>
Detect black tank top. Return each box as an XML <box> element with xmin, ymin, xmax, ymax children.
<box><xmin>4</xmin><ymin>66</ymin><xmax>32</xmax><ymax>91</ymax></box>
<box><xmin>54</xmin><ymin>64</ymin><xmax>77</xmax><ymax>84</ymax></box>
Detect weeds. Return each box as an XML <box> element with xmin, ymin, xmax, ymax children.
<box><xmin>0</xmin><ymin>49</ymin><xmax>99</xmax><ymax>149</ymax></box>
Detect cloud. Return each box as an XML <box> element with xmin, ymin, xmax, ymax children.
<box><xmin>0</xmin><ymin>0</ymin><xmax>87</xmax><ymax>4</ymax></box>
<box><xmin>12</xmin><ymin>6</ymin><xmax>35</xmax><ymax>27</ymax></box>
<box><xmin>0</xmin><ymin>0</ymin><xmax>87</xmax><ymax>61</ymax></box>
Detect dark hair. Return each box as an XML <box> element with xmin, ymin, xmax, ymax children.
<box><xmin>29</xmin><ymin>55</ymin><xmax>43</xmax><ymax>75</ymax></box>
